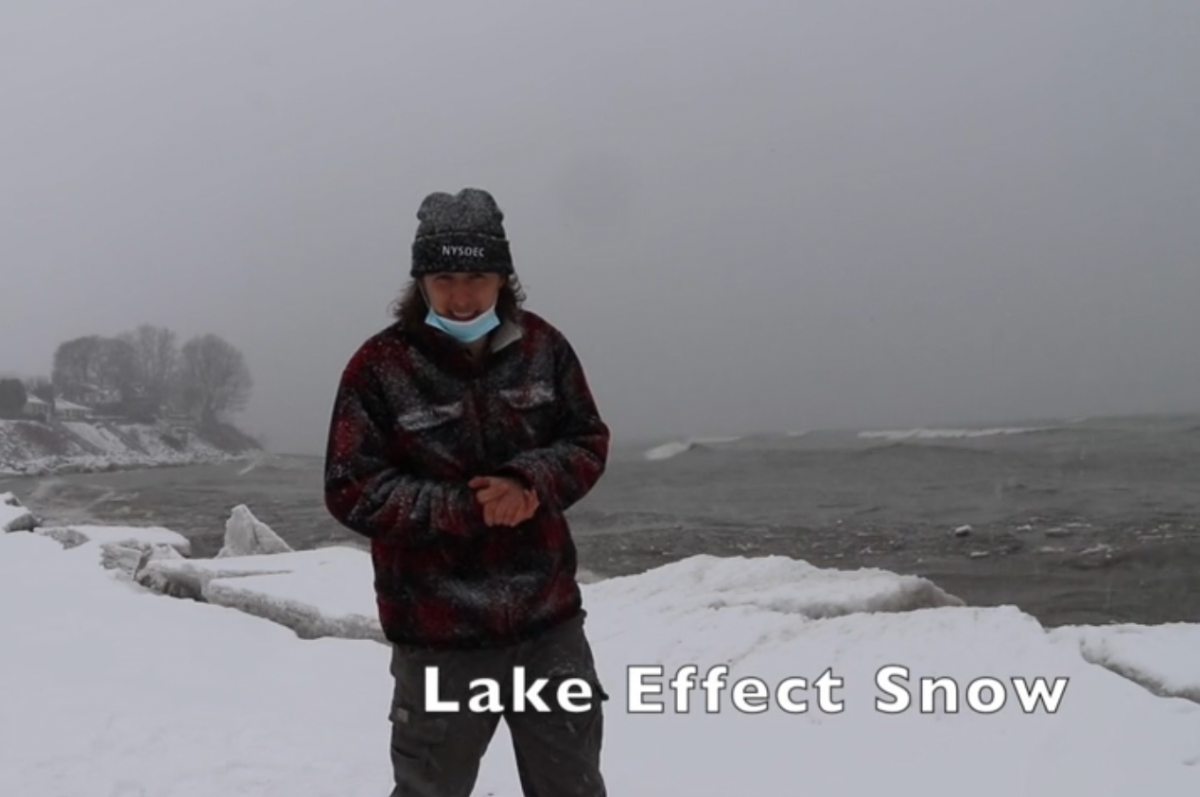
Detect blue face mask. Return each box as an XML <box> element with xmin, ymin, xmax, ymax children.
<box><xmin>425</xmin><ymin>304</ymin><xmax>500</xmax><ymax>343</ymax></box>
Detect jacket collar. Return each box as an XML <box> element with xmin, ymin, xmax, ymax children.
<box><xmin>489</xmin><ymin>317</ymin><xmax>523</xmax><ymax>352</ymax></box>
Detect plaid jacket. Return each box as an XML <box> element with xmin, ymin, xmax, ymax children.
<box><xmin>323</xmin><ymin>309</ymin><xmax>609</xmax><ymax>649</ymax></box>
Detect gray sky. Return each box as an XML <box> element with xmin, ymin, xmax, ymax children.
<box><xmin>2</xmin><ymin>1</ymin><xmax>1198</xmax><ymax>454</ymax></box>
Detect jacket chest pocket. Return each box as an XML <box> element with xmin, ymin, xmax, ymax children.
<box><xmin>395</xmin><ymin>400</ymin><xmax>467</xmax><ymax>468</ymax></box>
<box><xmin>496</xmin><ymin>381</ymin><xmax>558</xmax><ymax>446</ymax></box>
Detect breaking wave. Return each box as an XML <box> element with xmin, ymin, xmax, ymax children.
<box><xmin>643</xmin><ymin>436</ymin><xmax>743</xmax><ymax>461</ymax></box>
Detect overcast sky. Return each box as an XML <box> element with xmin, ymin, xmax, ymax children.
<box><xmin>2</xmin><ymin>1</ymin><xmax>1198</xmax><ymax>454</ymax></box>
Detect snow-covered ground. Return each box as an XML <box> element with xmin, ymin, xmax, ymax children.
<box><xmin>0</xmin><ymin>418</ymin><xmax>255</xmax><ymax>476</ymax></box>
<box><xmin>1</xmin><ymin>521</ymin><xmax>1198</xmax><ymax>796</ymax></box>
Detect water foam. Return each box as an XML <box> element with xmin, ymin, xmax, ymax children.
<box><xmin>858</xmin><ymin>426</ymin><xmax>1055</xmax><ymax>441</ymax></box>
<box><xmin>642</xmin><ymin>435</ymin><xmax>743</xmax><ymax>461</ymax></box>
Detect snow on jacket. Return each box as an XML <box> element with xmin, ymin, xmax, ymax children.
<box><xmin>323</xmin><ymin>309</ymin><xmax>609</xmax><ymax>649</ymax></box>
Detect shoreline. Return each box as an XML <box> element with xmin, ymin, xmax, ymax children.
<box><xmin>5</xmin><ymin>445</ymin><xmax>1198</xmax><ymax>630</ymax></box>
<box><xmin>0</xmin><ymin>451</ymin><xmax>260</xmax><ymax>479</ymax></box>
<box><xmin>8</xmin><ymin>478</ymin><xmax>1197</xmax><ymax>630</ymax></box>
<box><xmin>574</xmin><ymin>521</ymin><xmax>1200</xmax><ymax>629</ymax></box>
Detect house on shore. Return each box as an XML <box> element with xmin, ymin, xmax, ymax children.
<box><xmin>74</xmin><ymin>383</ymin><xmax>122</xmax><ymax>407</ymax></box>
<box><xmin>20</xmin><ymin>395</ymin><xmax>93</xmax><ymax>422</ymax></box>
<box><xmin>54</xmin><ymin>399</ymin><xmax>93</xmax><ymax>421</ymax></box>
<box><xmin>22</xmin><ymin>395</ymin><xmax>53</xmax><ymax>421</ymax></box>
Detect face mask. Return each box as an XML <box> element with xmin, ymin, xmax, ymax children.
<box><xmin>425</xmin><ymin>304</ymin><xmax>500</xmax><ymax>343</ymax></box>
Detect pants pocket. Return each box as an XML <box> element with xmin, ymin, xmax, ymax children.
<box><xmin>387</xmin><ymin>647</ymin><xmax>503</xmax><ymax>795</ymax></box>
<box><xmin>390</xmin><ymin>698</ymin><xmax>449</xmax><ymax>764</ymax></box>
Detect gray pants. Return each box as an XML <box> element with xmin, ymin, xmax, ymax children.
<box><xmin>387</xmin><ymin>612</ymin><xmax>608</xmax><ymax>797</ymax></box>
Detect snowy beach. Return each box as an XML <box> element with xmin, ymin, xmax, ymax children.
<box><xmin>2</xmin><ymin>501</ymin><xmax>1198</xmax><ymax>796</ymax></box>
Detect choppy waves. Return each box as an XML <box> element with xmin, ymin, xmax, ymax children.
<box><xmin>640</xmin><ymin>424</ymin><xmax>1056</xmax><ymax>461</ymax></box>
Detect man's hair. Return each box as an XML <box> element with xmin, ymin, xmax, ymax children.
<box><xmin>389</xmin><ymin>275</ymin><xmax>527</xmax><ymax>334</ymax></box>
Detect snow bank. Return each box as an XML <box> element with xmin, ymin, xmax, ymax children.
<box><xmin>0</xmin><ymin>491</ymin><xmax>38</xmax><ymax>532</ymax></box>
<box><xmin>2</xmin><ymin>526</ymin><xmax>1199</xmax><ymax>795</ymax></box>
<box><xmin>1049</xmin><ymin>623</ymin><xmax>1200</xmax><ymax>703</ymax></box>
<box><xmin>587</xmin><ymin>554</ymin><xmax>965</xmax><ymax>620</ymax></box>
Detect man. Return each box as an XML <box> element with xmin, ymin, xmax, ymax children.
<box><xmin>323</xmin><ymin>188</ymin><xmax>610</xmax><ymax>797</ymax></box>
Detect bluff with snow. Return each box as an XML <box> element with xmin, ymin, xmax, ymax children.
<box><xmin>0</xmin><ymin>417</ymin><xmax>259</xmax><ymax>476</ymax></box>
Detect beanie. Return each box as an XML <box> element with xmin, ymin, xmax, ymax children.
<box><xmin>410</xmin><ymin>188</ymin><xmax>514</xmax><ymax>277</ymax></box>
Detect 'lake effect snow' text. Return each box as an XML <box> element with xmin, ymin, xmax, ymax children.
<box><xmin>420</xmin><ymin>664</ymin><xmax>1070</xmax><ymax>715</ymax></box>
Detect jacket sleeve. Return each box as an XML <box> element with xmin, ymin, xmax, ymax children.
<box><xmin>495</xmin><ymin>335</ymin><xmax>609</xmax><ymax>513</ymax></box>
<box><xmin>323</xmin><ymin>355</ymin><xmax>484</xmax><ymax>545</ymax></box>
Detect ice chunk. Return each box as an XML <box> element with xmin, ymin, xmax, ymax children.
<box><xmin>137</xmin><ymin>549</ymin><xmax>301</xmax><ymax>600</ymax></box>
<box><xmin>0</xmin><ymin>492</ymin><xmax>38</xmax><ymax>532</ymax></box>
<box><xmin>207</xmin><ymin>568</ymin><xmax>382</xmax><ymax>642</ymax></box>
<box><xmin>216</xmin><ymin>504</ymin><xmax>293</xmax><ymax>557</ymax></box>
<box><xmin>35</xmin><ymin>524</ymin><xmax>191</xmax><ymax>555</ymax></box>
<box><xmin>35</xmin><ymin>527</ymin><xmax>91</xmax><ymax>549</ymax></box>
<box><xmin>139</xmin><ymin>547</ymin><xmax>379</xmax><ymax>641</ymax></box>
<box><xmin>100</xmin><ymin>542</ymin><xmax>184</xmax><ymax>579</ymax></box>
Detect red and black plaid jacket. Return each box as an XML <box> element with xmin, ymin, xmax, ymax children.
<box><xmin>323</xmin><ymin>309</ymin><xmax>609</xmax><ymax>649</ymax></box>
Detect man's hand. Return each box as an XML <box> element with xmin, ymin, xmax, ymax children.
<box><xmin>469</xmin><ymin>476</ymin><xmax>539</xmax><ymax>526</ymax></box>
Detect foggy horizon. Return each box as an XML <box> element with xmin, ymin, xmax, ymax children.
<box><xmin>3</xmin><ymin>1</ymin><xmax>1198</xmax><ymax>456</ymax></box>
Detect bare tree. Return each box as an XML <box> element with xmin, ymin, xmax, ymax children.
<box><xmin>52</xmin><ymin>334</ymin><xmax>147</xmax><ymax>410</ymax></box>
<box><xmin>51</xmin><ymin>336</ymin><xmax>106</xmax><ymax>403</ymax></box>
<box><xmin>96</xmin><ymin>337</ymin><xmax>140</xmax><ymax>404</ymax></box>
<box><xmin>175</xmin><ymin>334</ymin><xmax>253</xmax><ymax>423</ymax></box>
<box><xmin>117</xmin><ymin>324</ymin><xmax>178</xmax><ymax>410</ymax></box>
